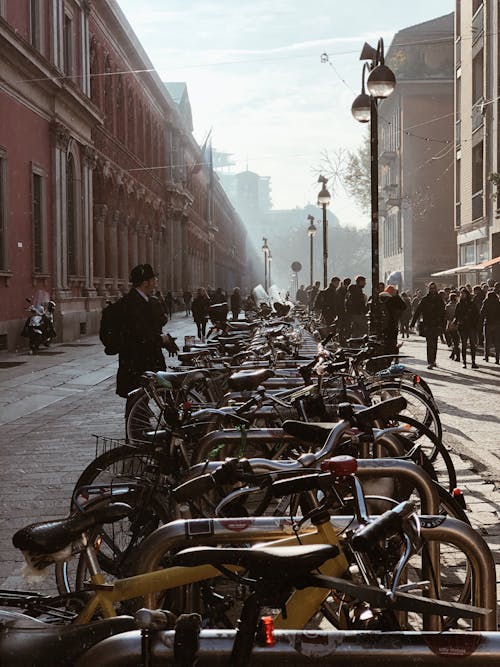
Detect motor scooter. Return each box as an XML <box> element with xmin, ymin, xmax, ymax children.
<box><xmin>21</xmin><ymin>303</ymin><xmax>45</xmax><ymax>354</ymax></box>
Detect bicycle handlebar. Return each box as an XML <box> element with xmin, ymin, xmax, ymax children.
<box><xmin>351</xmin><ymin>500</ymin><xmax>417</xmax><ymax>552</ymax></box>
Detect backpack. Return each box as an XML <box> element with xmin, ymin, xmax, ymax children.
<box><xmin>99</xmin><ymin>297</ymin><xmax>128</xmax><ymax>355</ymax></box>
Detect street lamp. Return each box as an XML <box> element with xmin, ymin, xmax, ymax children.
<box><xmin>317</xmin><ymin>175</ymin><xmax>331</xmax><ymax>288</ymax></box>
<box><xmin>262</xmin><ymin>237</ymin><xmax>270</xmax><ymax>292</ymax></box>
<box><xmin>268</xmin><ymin>250</ymin><xmax>272</xmax><ymax>287</ymax></box>
<box><xmin>307</xmin><ymin>214</ymin><xmax>316</xmax><ymax>286</ymax></box>
<box><xmin>351</xmin><ymin>38</ymin><xmax>396</xmax><ymax>333</ymax></box>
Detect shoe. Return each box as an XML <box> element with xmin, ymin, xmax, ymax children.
<box><xmin>471</xmin><ymin>363</ymin><xmax>479</xmax><ymax>369</ymax></box>
<box><xmin>483</xmin><ymin>357</ymin><xmax>488</xmax><ymax>362</ymax></box>
<box><xmin>449</xmin><ymin>352</ymin><xmax>454</xmax><ymax>359</ymax></box>
<box><xmin>427</xmin><ymin>364</ymin><xmax>433</xmax><ymax>370</ymax></box>
<box><xmin>463</xmin><ymin>363</ymin><xmax>467</xmax><ymax>368</ymax></box>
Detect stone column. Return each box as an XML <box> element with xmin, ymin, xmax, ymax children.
<box><xmin>137</xmin><ymin>225</ymin><xmax>147</xmax><ymax>263</ymax></box>
<box><xmin>51</xmin><ymin>121</ymin><xmax>70</xmax><ymax>297</ymax></box>
<box><xmin>83</xmin><ymin>145</ymin><xmax>97</xmax><ymax>295</ymax></box>
<box><xmin>118</xmin><ymin>215</ymin><xmax>129</xmax><ymax>288</ymax></box>
<box><xmin>129</xmin><ymin>220</ymin><xmax>138</xmax><ymax>270</ymax></box>
<box><xmin>146</xmin><ymin>226</ymin><xmax>154</xmax><ymax>268</ymax></box>
<box><xmin>181</xmin><ymin>215</ymin><xmax>190</xmax><ymax>291</ymax></box>
<box><xmin>93</xmin><ymin>204</ymin><xmax>107</xmax><ymax>294</ymax></box>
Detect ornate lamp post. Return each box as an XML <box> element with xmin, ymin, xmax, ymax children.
<box><xmin>268</xmin><ymin>250</ymin><xmax>272</xmax><ymax>287</ymax></box>
<box><xmin>317</xmin><ymin>176</ymin><xmax>331</xmax><ymax>288</ymax></box>
<box><xmin>262</xmin><ymin>237</ymin><xmax>270</xmax><ymax>292</ymax></box>
<box><xmin>307</xmin><ymin>214</ymin><xmax>316</xmax><ymax>286</ymax></box>
<box><xmin>351</xmin><ymin>38</ymin><xmax>396</xmax><ymax>332</ymax></box>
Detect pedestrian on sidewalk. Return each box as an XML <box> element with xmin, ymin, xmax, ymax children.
<box><xmin>399</xmin><ymin>291</ymin><xmax>412</xmax><ymax>338</ymax></box>
<box><xmin>445</xmin><ymin>293</ymin><xmax>460</xmax><ymax>361</ymax></box>
<box><xmin>164</xmin><ymin>291</ymin><xmax>174</xmax><ymax>319</ymax></box>
<box><xmin>410</xmin><ymin>281</ymin><xmax>445</xmax><ymax>370</ymax></box>
<box><xmin>230</xmin><ymin>287</ymin><xmax>242</xmax><ymax>321</ymax></box>
<box><xmin>192</xmin><ymin>287</ymin><xmax>211</xmax><ymax>340</ymax></box>
<box><xmin>453</xmin><ymin>288</ymin><xmax>479</xmax><ymax>369</ymax></box>
<box><xmin>379</xmin><ymin>285</ymin><xmax>406</xmax><ymax>353</ymax></box>
<box><xmin>116</xmin><ymin>264</ymin><xmax>179</xmax><ymax>421</ymax></box>
<box><xmin>480</xmin><ymin>290</ymin><xmax>500</xmax><ymax>363</ymax></box>
<box><xmin>183</xmin><ymin>289</ymin><xmax>192</xmax><ymax>316</ymax></box>
<box><xmin>345</xmin><ymin>276</ymin><xmax>368</xmax><ymax>338</ymax></box>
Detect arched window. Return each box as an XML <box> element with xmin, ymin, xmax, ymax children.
<box><xmin>89</xmin><ymin>35</ymin><xmax>99</xmax><ymax>106</ymax></box>
<box><xmin>127</xmin><ymin>91</ymin><xmax>135</xmax><ymax>150</ymax></box>
<box><xmin>116</xmin><ymin>76</ymin><xmax>125</xmax><ymax>143</ymax></box>
<box><xmin>66</xmin><ymin>154</ymin><xmax>76</xmax><ymax>276</ymax></box>
<box><xmin>137</xmin><ymin>100</ymin><xmax>144</xmax><ymax>161</ymax></box>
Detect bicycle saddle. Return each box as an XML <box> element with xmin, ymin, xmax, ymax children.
<box><xmin>155</xmin><ymin>369</ymin><xmax>209</xmax><ymax>389</ymax></box>
<box><xmin>282</xmin><ymin>420</ymin><xmax>336</xmax><ymax>445</ymax></box>
<box><xmin>173</xmin><ymin>544</ymin><xmax>339</xmax><ymax>579</ymax></box>
<box><xmin>12</xmin><ymin>503</ymin><xmax>131</xmax><ymax>570</ymax></box>
<box><xmin>228</xmin><ymin>369</ymin><xmax>275</xmax><ymax>391</ymax></box>
<box><xmin>0</xmin><ymin>611</ymin><xmax>136</xmax><ymax>667</ymax></box>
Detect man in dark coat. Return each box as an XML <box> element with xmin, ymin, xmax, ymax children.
<box><xmin>116</xmin><ymin>264</ymin><xmax>178</xmax><ymax>412</ymax></box>
<box><xmin>410</xmin><ymin>281</ymin><xmax>445</xmax><ymax>369</ymax></box>
<box><xmin>321</xmin><ymin>276</ymin><xmax>340</xmax><ymax>325</ymax></box>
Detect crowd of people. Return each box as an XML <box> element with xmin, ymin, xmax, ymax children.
<box><xmin>295</xmin><ymin>276</ymin><xmax>500</xmax><ymax>370</ymax></box>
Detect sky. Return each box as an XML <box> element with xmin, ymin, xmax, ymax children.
<box><xmin>116</xmin><ymin>0</ymin><xmax>454</xmax><ymax>229</ymax></box>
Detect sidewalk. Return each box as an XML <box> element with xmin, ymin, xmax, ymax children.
<box><xmin>0</xmin><ymin>325</ymin><xmax>498</xmax><ymax>624</ymax></box>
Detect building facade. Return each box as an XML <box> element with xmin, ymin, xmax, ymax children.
<box><xmin>379</xmin><ymin>14</ymin><xmax>456</xmax><ymax>292</ymax></box>
<box><xmin>454</xmin><ymin>0</ymin><xmax>500</xmax><ymax>283</ymax></box>
<box><xmin>0</xmin><ymin>0</ymin><xmax>249</xmax><ymax>351</ymax></box>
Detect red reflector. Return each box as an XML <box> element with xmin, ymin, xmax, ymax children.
<box><xmin>261</xmin><ymin>616</ymin><xmax>275</xmax><ymax>646</ymax></box>
<box><xmin>414</xmin><ymin>375</ymin><xmax>421</xmax><ymax>383</ymax></box>
<box><xmin>183</xmin><ymin>401</ymin><xmax>192</xmax><ymax>409</ymax></box>
<box><xmin>320</xmin><ymin>455</ymin><xmax>357</xmax><ymax>475</ymax></box>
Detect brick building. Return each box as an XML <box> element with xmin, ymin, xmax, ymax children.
<box><xmin>378</xmin><ymin>14</ymin><xmax>456</xmax><ymax>292</ymax></box>
<box><xmin>0</xmin><ymin>0</ymin><xmax>249</xmax><ymax>351</ymax></box>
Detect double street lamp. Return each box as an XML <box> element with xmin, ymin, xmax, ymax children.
<box><xmin>307</xmin><ymin>214</ymin><xmax>316</xmax><ymax>286</ymax></box>
<box><xmin>317</xmin><ymin>176</ymin><xmax>331</xmax><ymax>288</ymax></box>
<box><xmin>351</xmin><ymin>38</ymin><xmax>396</xmax><ymax>329</ymax></box>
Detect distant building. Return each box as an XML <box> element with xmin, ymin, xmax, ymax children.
<box><xmin>219</xmin><ymin>169</ymin><xmax>272</xmax><ymax>224</ymax></box>
<box><xmin>0</xmin><ymin>0</ymin><xmax>248</xmax><ymax>351</ymax></box>
<box><xmin>453</xmin><ymin>1</ymin><xmax>500</xmax><ymax>283</ymax></box>
<box><xmin>378</xmin><ymin>13</ymin><xmax>455</xmax><ymax>292</ymax></box>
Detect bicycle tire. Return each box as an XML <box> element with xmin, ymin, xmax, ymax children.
<box><xmin>366</xmin><ymin>380</ymin><xmax>442</xmax><ymax>443</ymax></box>
<box><xmin>55</xmin><ymin>445</ymin><xmax>174</xmax><ymax>595</ymax></box>
<box><xmin>390</xmin><ymin>415</ymin><xmax>457</xmax><ymax>492</ymax></box>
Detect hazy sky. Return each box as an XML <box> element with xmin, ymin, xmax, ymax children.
<box><xmin>116</xmin><ymin>0</ymin><xmax>454</xmax><ymax>228</ymax></box>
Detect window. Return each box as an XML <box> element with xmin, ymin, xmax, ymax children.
<box><xmin>63</xmin><ymin>12</ymin><xmax>74</xmax><ymax>75</ymax></box>
<box><xmin>32</xmin><ymin>168</ymin><xmax>46</xmax><ymax>273</ymax></box>
<box><xmin>460</xmin><ymin>242</ymin><xmax>475</xmax><ymax>265</ymax></box>
<box><xmin>0</xmin><ymin>148</ymin><xmax>7</xmax><ymax>271</ymax></box>
<box><xmin>472</xmin><ymin>50</ymin><xmax>484</xmax><ymax>104</ymax></box>
<box><xmin>455</xmin><ymin>157</ymin><xmax>461</xmax><ymax>227</ymax></box>
<box><xmin>472</xmin><ymin>142</ymin><xmax>483</xmax><ymax>194</ymax></box>
<box><xmin>66</xmin><ymin>154</ymin><xmax>76</xmax><ymax>276</ymax></box>
<box><xmin>29</xmin><ymin>0</ymin><xmax>43</xmax><ymax>51</ymax></box>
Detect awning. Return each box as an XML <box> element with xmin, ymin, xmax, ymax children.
<box><xmin>430</xmin><ymin>266</ymin><xmax>473</xmax><ymax>277</ymax></box>
<box><xmin>471</xmin><ymin>256</ymin><xmax>500</xmax><ymax>270</ymax></box>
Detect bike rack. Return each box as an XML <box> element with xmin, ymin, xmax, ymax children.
<box><xmin>77</xmin><ymin>628</ymin><xmax>500</xmax><ymax>666</ymax></box>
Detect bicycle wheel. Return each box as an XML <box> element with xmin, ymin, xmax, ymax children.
<box><xmin>126</xmin><ymin>388</ymin><xmax>172</xmax><ymax>444</ymax></box>
<box><xmin>55</xmin><ymin>445</ymin><xmax>175</xmax><ymax>595</ymax></box>
<box><xmin>366</xmin><ymin>381</ymin><xmax>442</xmax><ymax>442</ymax></box>
<box><xmin>390</xmin><ymin>416</ymin><xmax>457</xmax><ymax>492</ymax></box>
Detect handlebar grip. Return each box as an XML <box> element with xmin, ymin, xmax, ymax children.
<box><xmin>173</xmin><ymin>473</ymin><xmax>216</xmax><ymax>502</ymax></box>
<box><xmin>270</xmin><ymin>471</ymin><xmax>331</xmax><ymax>497</ymax></box>
<box><xmin>351</xmin><ymin>500</ymin><xmax>416</xmax><ymax>552</ymax></box>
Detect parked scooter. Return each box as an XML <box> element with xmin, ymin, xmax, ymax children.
<box><xmin>21</xmin><ymin>299</ymin><xmax>56</xmax><ymax>353</ymax></box>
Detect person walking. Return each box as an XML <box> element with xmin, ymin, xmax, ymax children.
<box><xmin>410</xmin><ymin>282</ymin><xmax>445</xmax><ymax>370</ymax></box>
<box><xmin>116</xmin><ymin>264</ymin><xmax>179</xmax><ymax>420</ymax></box>
<box><xmin>164</xmin><ymin>291</ymin><xmax>174</xmax><ymax>320</ymax></box>
<box><xmin>345</xmin><ymin>276</ymin><xmax>368</xmax><ymax>338</ymax></box>
<box><xmin>472</xmin><ymin>285</ymin><xmax>485</xmax><ymax>348</ymax></box>
<box><xmin>321</xmin><ymin>277</ymin><xmax>340</xmax><ymax>326</ymax></box>
<box><xmin>192</xmin><ymin>287</ymin><xmax>211</xmax><ymax>340</ymax></box>
<box><xmin>183</xmin><ymin>289</ymin><xmax>192</xmax><ymax>316</ymax></box>
<box><xmin>399</xmin><ymin>292</ymin><xmax>412</xmax><ymax>338</ymax></box>
<box><xmin>454</xmin><ymin>288</ymin><xmax>479</xmax><ymax>369</ymax></box>
<box><xmin>480</xmin><ymin>290</ymin><xmax>500</xmax><ymax>363</ymax></box>
<box><xmin>336</xmin><ymin>278</ymin><xmax>350</xmax><ymax>343</ymax></box>
<box><xmin>444</xmin><ymin>292</ymin><xmax>460</xmax><ymax>361</ymax></box>
<box><xmin>230</xmin><ymin>287</ymin><xmax>242</xmax><ymax>321</ymax></box>
<box><xmin>379</xmin><ymin>285</ymin><xmax>406</xmax><ymax>353</ymax></box>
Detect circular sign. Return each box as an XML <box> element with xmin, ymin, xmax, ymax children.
<box><xmin>291</xmin><ymin>261</ymin><xmax>302</xmax><ymax>272</ymax></box>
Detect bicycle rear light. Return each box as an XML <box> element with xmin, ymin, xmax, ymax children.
<box><xmin>257</xmin><ymin>616</ymin><xmax>275</xmax><ymax>646</ymax></box>
<box><xmin>320</xmin><ymin>455</ymin><xmax>357</xmax><ymax>476</ymax></box>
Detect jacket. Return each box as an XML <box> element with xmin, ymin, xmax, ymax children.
<box><xmin>454</xmin><ymin>299</ymin><xmax>479</xmax><ymax>331</ymax></box>
<box><xmin>410</xmin><ymin>293</ymin><xmax>445</xmax><ymax>329</ymax></box>
<box><xmin>345</xmin><ymin>285</ymin><xmax>367</xmax><ymax>315</ymax></box>
<box><xmin>480</xmin><ymin>294</ymin><xmax>500</xmax><ymax>326</ymax></box>
<box><xmin>192</xmin><ymin>295</ymin><xmax>211</xmax><ymax>322</ymax></box>
<box><xmin>116</xmin><ymin>289</ymin><xmax>166</xmax><ymax>398</ymax></box>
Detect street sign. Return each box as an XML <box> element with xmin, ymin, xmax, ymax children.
<box><xmin>291</xmin><ymin>261</ymin><xmax>302</xmax><ymax>272</ymax></box>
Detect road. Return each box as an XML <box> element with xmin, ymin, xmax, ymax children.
<box><xmin>0</xmin><ymin>317</ymin><xmax>498</xmax><ymax>626</ymax></box>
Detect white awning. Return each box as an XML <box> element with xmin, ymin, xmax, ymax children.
<box><xmin>431</xmin><ymin>266</ymin><xmax>472</xmax><ymax>277</ymax></box>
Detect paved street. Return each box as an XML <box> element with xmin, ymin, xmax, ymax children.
<box><xmin>0</xmin><ymin>318</ymin><xmax>499</xmax><ymax>626</ymax></box>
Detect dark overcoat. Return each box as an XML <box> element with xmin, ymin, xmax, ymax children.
<box><xmin>116</xmin><ymin>289</ymin><xmax>166</xmax><ymax>398</ymax></box>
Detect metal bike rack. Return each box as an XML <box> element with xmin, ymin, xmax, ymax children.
<box><xmin>77</xmin><ymin>629</ymin><xmax>500</xmax><ymax>666</ymax></box>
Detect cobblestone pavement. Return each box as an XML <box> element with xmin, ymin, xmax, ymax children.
<box><xmin>0</xmin><ymin>321</ymin><xmax>498</xmax><ymax>625</ymax></box>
